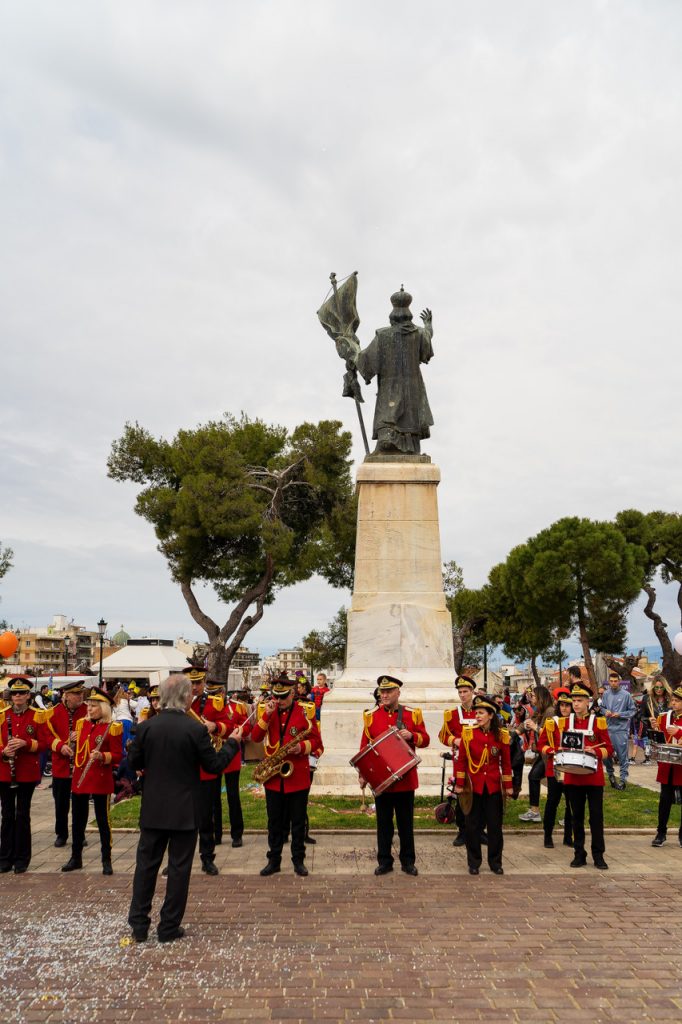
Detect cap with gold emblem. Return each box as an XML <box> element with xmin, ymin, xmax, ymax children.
<box><xmin>671</xmin><ymin>685</ymin><xmax>682</xmax><ymax>700</ymax></box>
<box><xmin>570</xmin><ymin>683</ymin><xmax>593</xmax><ymax>700</ymax></box>
<box><xmin>455</xmin><ymin>675</ymin><xmax>476</xmax><ymax>690</ymax></box>
<box><xmin>8</xmin><ymin>677</ymin><xmax>32</xmax><ymax>693</ymax></box>
<box><xmin>271</xmin><ymin>673</ymin><xmax>294</xmax><ymax>697</ymax></box>
<box><xmin>188</xmin><ymin>668</ymin><xmax>207</xmax><ymax>684</ymax></box>
<box><xmin>377</xmin><ymin>675</ymin><xmax>403</xmax><ymax>691</ymax></box>
<box><xmin>86</xmin><ymin>687</ymin><xmax>115</xmax><ymax>706</ymax></box>
<box><xmin>472</xmin><ymin>694</ymin><xmax>498</xmax><ymax>715</ymax></box>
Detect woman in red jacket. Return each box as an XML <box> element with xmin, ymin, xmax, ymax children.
<box><xmin>62</xmin><ymin>688</ymin><xmax>123</xmax><ymax>875</ymax></box>
<box><xmin>454</xmin><ymin>694</ymin><xmax>513</xmax><ymax>876</ymax></box>
<box><xmin>651</xmin><ymin>684</ymin><xmax>682</xmax><ymax>848</ymax></box>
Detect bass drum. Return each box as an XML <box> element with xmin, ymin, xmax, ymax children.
<box><xmin>350</xmin><ymin>727</ymin><xmax>420</xmax><ymax>796</ymax></box>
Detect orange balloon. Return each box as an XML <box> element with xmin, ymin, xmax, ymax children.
<box><xmin>0</xmin><ymin>631</ymin><xmax>19</xmax><ymax>658</ymax></box>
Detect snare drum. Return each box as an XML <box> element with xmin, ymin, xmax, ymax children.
<box><xmin>650</xmin><ymin>742</ymin><xmax>682</xmax><ymax>766</ymax></box>
<box><xmin>350</xmin><ymin>727</ymin><xmax>421</xmax><ymax>796</ymax></box>
<box><xmin>554</xmin><ymin>750</ymin><xmax>599</xmax><ymax>776</ymax></box>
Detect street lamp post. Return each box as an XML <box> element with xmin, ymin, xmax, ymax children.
<box><xmin>63</xmin><ymin>636</ymin><xmax>71</xmax><ymax>676</ymax></box>
<box><xmin>97</xmin><ymin>618</ymin><xmax>107</xmax><ymax>688</ymax></box>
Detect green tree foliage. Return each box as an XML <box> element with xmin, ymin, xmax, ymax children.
<box><xmin>301</xmin><ymin>606</ymin><xmax>348</xmax><ymax>675</ymax></box>
<box><xmin>495</xmin><ymin>517</ymin><xmax>646</xmax><ymax>688</ymax></box>
<box><xmin>615</xmin><ymin>510</ymin><xmax>682</xmax><ymax>683</ymax></box>
<box><xmin>108</xmin><ymin>414</ymin><xmax>355</xmax><ymax>680</ymax></box>
<box><xmin>482</xmin><ymin>562</ymin><xmax>557</xmax><ymax>685</ymax></box>
<box><xmin>443</xmin><ymin>560</ymin><xmax>489</xmax><ymax>673</ymax></box>
<box><xmin>0</xmin><ymin>544</ymin><xmax>13</xmax><ymax>582</ymax></box>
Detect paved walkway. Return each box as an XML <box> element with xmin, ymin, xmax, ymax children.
<box><xmin>3</xmin><ymin>782</ymin><xmax>681</xmax><ymax>1022</ymax></box>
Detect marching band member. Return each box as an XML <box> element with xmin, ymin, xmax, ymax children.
<box><xmin>137</xmin><ymin>686</ymin><xmax>160</xmax><ymax>722</ymax></box>
<box><xmin>252</xmin><ymin>674</ymin><xmax>322</xmax><ymax>877</ymax></box>
<box><xmin>651</xmin><ymin>684</ymin><xmax>682</xmax><ymax>848</ymax></box>
<box><xmin>62</xmin><ymin>688</ymin><xmax>123</xmax><ymax>875</ymax></box>
<box><xmin>537</xmin><ymin>690</ymin><xmax>574</xmax><ymax>849</ymax></box>
<box><xmin>560</xmin><ymin>683</ymin><xmax>613</xmax><ymax>870</ymax></box>
<box><xmin>45</xmin><ymin>680</ymin><xmax>88</xmax><ymax>848</ymax></box>
<box><xmin>188</xmin><ymin>668</ymin><xmax>230</xmax><ymax>875</ymax></box>
<box><xmin>454</xmin><ymin>694</ymin><xmax>513</xmax><ymax>875</ymax></box>
<box><xmin>0</xmin><ymin>677</ymin><xmax>51</xmax><ymax>873</ymax></box>
<box><xmin>439</xmin><ymin>675</ymin><xmax>478</xmax><ymax>847</ymax></box>
<box><xmin>358</xmin><ymin>675</ymin><xmax>429</xmax><ymax>877</ymax></box>
<box><xmin>215</xmin><ymin>687</ymin><xmax>251</xmax><ymax>848</ymax></box>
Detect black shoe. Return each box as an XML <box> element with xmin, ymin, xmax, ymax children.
<box><xmin>102</xmin><ymin>860</ymin><xmax>113</xmax><ymax>876</ymax></box>
<box><xmin>570</xmin><ymin>855</ymin><xmax>587</xmax><ymax>868</ymax></box>
<box><xmin>544</xmin><ymin>837</ymin><xmax>554</xmax><ymax>848</ymax></box>
<box><xmin>563</xmin><ymin>838</ymin><xmax>573</xmax><ymax>847</ymax></box>
<box><xmin>201</xmin><ymin>861</ymin><xmax>219</xmax><ymax>876</ymax></box>
<box><xmin>401</xmin><ymin>865</ymin><xmax>418</xmax><ymax>876</ymax></box>
<box><xmin>651</xmin><ymin>834</ymin><xmax>667</xmax><ymax>847</ymax></box>
<box><xmin>593</xmin><ymin>858</ymin><xmax>609</xmax><ymax>870</ymax></box>
<box><xmin>231</xmin><ymin>838</ymin><xmax>243</xmax><ymax>848</ymax></box>
<box><xmin>374</xmin><ymin>865</ymin><xmax>393</xmax><ymax>876</ymax></box>
<box><xmin>452</xmin><ymin>833</ymin><xmax>466</xmax><ymax>847</ymax></box>
<box><xmin>83</xmin><ymin>838</ymin><xmax>88</xmax><ymax>847</ymax></box>
<box><xmin>260</xmin><ymin>862</ymin><xmax>281</xmax><ymax>877</ymax></box>
<box><xmin>61</xmin><ymin>857</ymin><xmax>83</xmax><ymax>872</ymax></box>
<box><xmin>14</xmin><ymin>865</ymin><xmax>27</xmax><ymax>874</ymax></box>
<box><xmin>54</xmin><ymin>837</ymin><xmax>67</xmax><ymax>848</ymax></box>
<box><xmin>491</xmin><ymin>866</ymin><xmax>504</xmax><ymax>875</ymax></box>
<box><xmin>161</xmin><ymin>866</ymin><xmax>169</xmax><ymax>877</ymax></box>
<box><xmin>480</xmin><ymin>833</ymin><xmax>488</xmax><ymax>845</ymax></box>
<box><xmin>304</xmin><ymin>835</ymin><xmax>317</xmax><ymax>845</ymax></box>
<box><xmin>0</xmin><ymin>864</ymin><xmax>13</xmax><ymax>873</ymax></box>
<box><xmin>468</xmin><ymin>866</ymin><xmax>479</xmax><ymax>876</ymax></box>
<box><xmin>158</xmin><ymin>926</ymin><xmax>185</xmax><ymax>944</ymax></box>
<box><xmin>132</xmin><ymin>931</ymin><xmax>148</xmax><ymax>943</ymax></box>
<box><xmin>293</xmin><ymin>863</ymin><xmax>309</xmax><ymax>877</ymax></box>
<box><xmin>608</xmin><ymin>775</ymin><xmax>617</xmax><ymax>788</ymax></box>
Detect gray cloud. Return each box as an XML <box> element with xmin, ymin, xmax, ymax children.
<box><xmin>1</xmin><ymin>1</ymin><xmax>680</xmax><ymax>658</ymax></box>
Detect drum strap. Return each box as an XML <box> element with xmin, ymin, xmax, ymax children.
<box><xmin>396</xmin><ymin>705</ymin><xmax>404</xmax><ymax>731</ymax></box>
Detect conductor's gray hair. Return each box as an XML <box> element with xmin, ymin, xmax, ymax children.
<box><xmin>159</xmin><ymin>673</ymin><xmax>191</xmax><ymax>711</ymax></box>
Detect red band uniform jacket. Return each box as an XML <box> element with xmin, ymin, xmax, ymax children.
<box><xmin>537</xmin><ymin>716</ymin><xmax>567</xmax><ymax>780</ymax></box>
<box><xmin>71</xmin><ymin>719</ymin><xmax>123</xmax><ymax>795</ymax></box>
<box><xmin>0</xmin><ymin>706</ymin><xmax>51</xmax><ymax>784</ymax></box>
<box><xmin>45</xmin><ymin>702</ymin><xmax>88</xmax><ymax>779</ymax></box>
<box><xmin>251</xmin><ymin>700</ymin><xmax>323</xmax><ymax>794</ymax></box>
<box><xmin>191</xmin><ymin>694</ymin><xmax>231</xmax><ymax>782</ymax></box>
<box><xmin>556</xmin><ymin>714</ymin><xmax>613</xmax><ymax>788</ymax></box>
<box><xmin>655</xmin><ymin>711</ymin><xmax>682</xmax><ymax>787</ymax></box>
<box><xmin>455</xmin><ymin>724</ymin><xmax>513</xmax><ymax>795</ymax></box>
<box><xmin>222</xmin><ymin>698</ymin><xmax>252</xmax><ymax>775</ymax></box>
<box><xmin>439</xmin><ymin>705</ymin><xmax>477</xmax><ymax>748</ymax></box>
<box><xmin>359</xmin><ymin>704</ymin><xmax>430</xmax><ymax>792</ymax></box>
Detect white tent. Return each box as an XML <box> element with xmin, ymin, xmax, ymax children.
<box><xmin>92</xmin><ymin>644</ymin><xmax>190</xmax><ymax>687</ymax></box>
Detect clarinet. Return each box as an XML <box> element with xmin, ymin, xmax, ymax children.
<box><xmin>5</xmin><ymin>711</ymin><xmax>18</xmax><ymax>790</ymax></box>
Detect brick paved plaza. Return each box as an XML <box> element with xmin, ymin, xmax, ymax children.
<box><xmin>2</xmin><ymin>787</ymin><xmax>681</xmax><ymax>1024</ymax></box>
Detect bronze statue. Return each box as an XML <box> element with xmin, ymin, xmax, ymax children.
<box><xmin>317</xmin><ymin>273</ymin><xmax>434</xmax><ymax>458</ymax></box>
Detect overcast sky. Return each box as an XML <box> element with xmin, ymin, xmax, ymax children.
<box><xmin>1</xmin><ymin>1</ymin><xmax>680</xmax><ymax>661</ymax></box>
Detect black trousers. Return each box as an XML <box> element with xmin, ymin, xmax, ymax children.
<box><xmin>213</xmin><ymin>771</ymin><xmax>244</xmax><ymax>842</ymax></box>
<box><xmin>465</xmin><ymin>787</ymin><xmax>503</xmax><ymax>871</ymax></box>
<box><xmin>657</xmin><ymin>783</ymin><xmax>682</xmax><ymax>838</ymax></box>
<box><xmin>71</xmin><ymin>792</ymin><xmax>112</xmax><ymax>861</ymax></box>
<box><xmin>528</xmin><ymin>755</ymin><xmax>546</xmax><ymax>807</ymax></box>
<box><xmin>0</xmin><ymin>781</ymin><xmax>36</xmax><ymax>870</ymax></box>
<box><xmin>565</xmin><ymin>785</ymin><xmax>605</xmax><ymax>859</ymax></box>
<box><xmin>375</xmin><ymin>790</ymin><xmax>416</xmax><ymax>869</ymax></box>
<box><xmin>128</xmin><ymin>828</ymin><xmax>198</xmax><ymax>939</ymax></box>
<box><xmin>265</xmin><ymin>787</ymin><xmax>309</xmax><ymax>866</ymax></box>
<box><xmin>52</xmin><ymin>776</ymin><xmax>73</xmax><ymax>841</ymax></box>
<box><xmin>543</xmin><ymin>776</ymin><xmax>573</xmax><ymax>842</ymax></box>
<box><xmin>199</xmin><ymin>778</ymin><xmax>219</xmax><ymax>864</ymax></box>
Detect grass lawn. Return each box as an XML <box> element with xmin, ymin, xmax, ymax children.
<box><xmin>109</xmin><ymin>764</ymin><xmax>664</xmax><ymax>831</ymax></box>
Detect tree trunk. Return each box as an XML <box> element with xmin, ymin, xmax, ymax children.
<box><xmin>575</xmin><ymin>584</ymin><xmax>597</xmax><ymax>691</ymax></box>
<box><xmin>530</xmin><ymin>656</ymin><xmax>541</xmax><ymax>687</ymax></box>
<box><xmin>642</xmin><ymin>583</ymin><xmax>682</xmax><ymax>685</ymax></box>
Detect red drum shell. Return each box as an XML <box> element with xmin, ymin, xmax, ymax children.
<box><xmin>350</xmin><ymin>726</ymin><xmax>420</xmax><ymax>795</ymax></box>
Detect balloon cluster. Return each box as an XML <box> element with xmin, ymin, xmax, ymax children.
<box><xmin>674</xmin><ymin>632</ymin><xmax>682</xmax><ymax>657</ymax></box>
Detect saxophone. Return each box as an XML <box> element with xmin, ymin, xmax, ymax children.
<box><xmin>254</xmin><ymin>719</ymin><xmax>314</xmax><ymax>784</ymax></box>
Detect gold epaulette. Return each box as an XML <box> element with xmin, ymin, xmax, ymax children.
<box><xmin>233</xmin><ymin>700</ymin><xmax>248</xmax><ymax>714</ymax></box>
<box><xmin>33</xmin><ymin>709</ymin><xmax>48</xmax><ymax>724</ymax></box>
<box><xmin>210</xmin><ymin>695</ymin><xmax>224</xmax><ymax>712</ymax></box>
<box><xmin>404</xmin><ymin>705</ymin><xmax>424</xmax><ymax>725</ymax></box>
<box><xmin>303</xmin><ymin>701</ymin><xmax>316</xmax><ymax>720</ymax></box>
<box><xmin>500</xmin><ymin>727</ymin><xmax>510</xmax><ymax>744</ymax></box>
<box><xmin>75</xmin><ymin>718</ymin><xmax>85</xmax><ymax>734</ymax></box>
<box><xmin>558</xmin><ymin>717</ymin><xmax>569</xmax><ymax>728</ymax></box>
<box><xmin>109</xmin><ymin>722</ymin><xmax>123</xmax><ymax>737</ymax></box>
<box><xmin>596</xmin><ymin>716</ymin><xmax>607</xmax><ymax>729</ymax></box>
<box><xmin>462</xmin><ymin>724</ymin><xmax>474</xmax><ymax>740</ymax></box>
<box><xmin>546</xmin><ymin>719</ymin><xmax>555</xmax><ymax>734</ymax></box>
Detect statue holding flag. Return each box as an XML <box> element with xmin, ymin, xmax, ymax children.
<box><xmin>317</xmin><ymin>273</ymin><xmax>435</xmax><ymax>458</ymax></box>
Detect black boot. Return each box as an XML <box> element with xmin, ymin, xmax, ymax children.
<box><xmin>61</xmin><ymin>856</ymin><xmax>83</xmax><ymax>872</ymax></box>
<box><xmin>102</xmin><ymin>859</ymin><xmax>113</xmax><ymax>876</ymax></box>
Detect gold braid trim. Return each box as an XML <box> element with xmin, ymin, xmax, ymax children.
<box><xmin>462</xmin><ymin>727</ymin><xmax>489</xmax><ymax>775</ymax></box>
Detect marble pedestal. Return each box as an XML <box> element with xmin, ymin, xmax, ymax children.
<box><xmin>315</xmin><ymin>459</ymin><xmax>456</xmax><ymax>795</ymax></box>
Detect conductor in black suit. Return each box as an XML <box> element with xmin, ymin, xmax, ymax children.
<box><xmin>127</xmin><ymin>673</ymin><xmax>243</xmax><ymax>943</ymax></box>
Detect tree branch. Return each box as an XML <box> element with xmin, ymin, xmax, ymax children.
<box><xmin>180</xmin><ymin>581</ymin><xmax>220</xmax><ymax>642</ymax></box>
